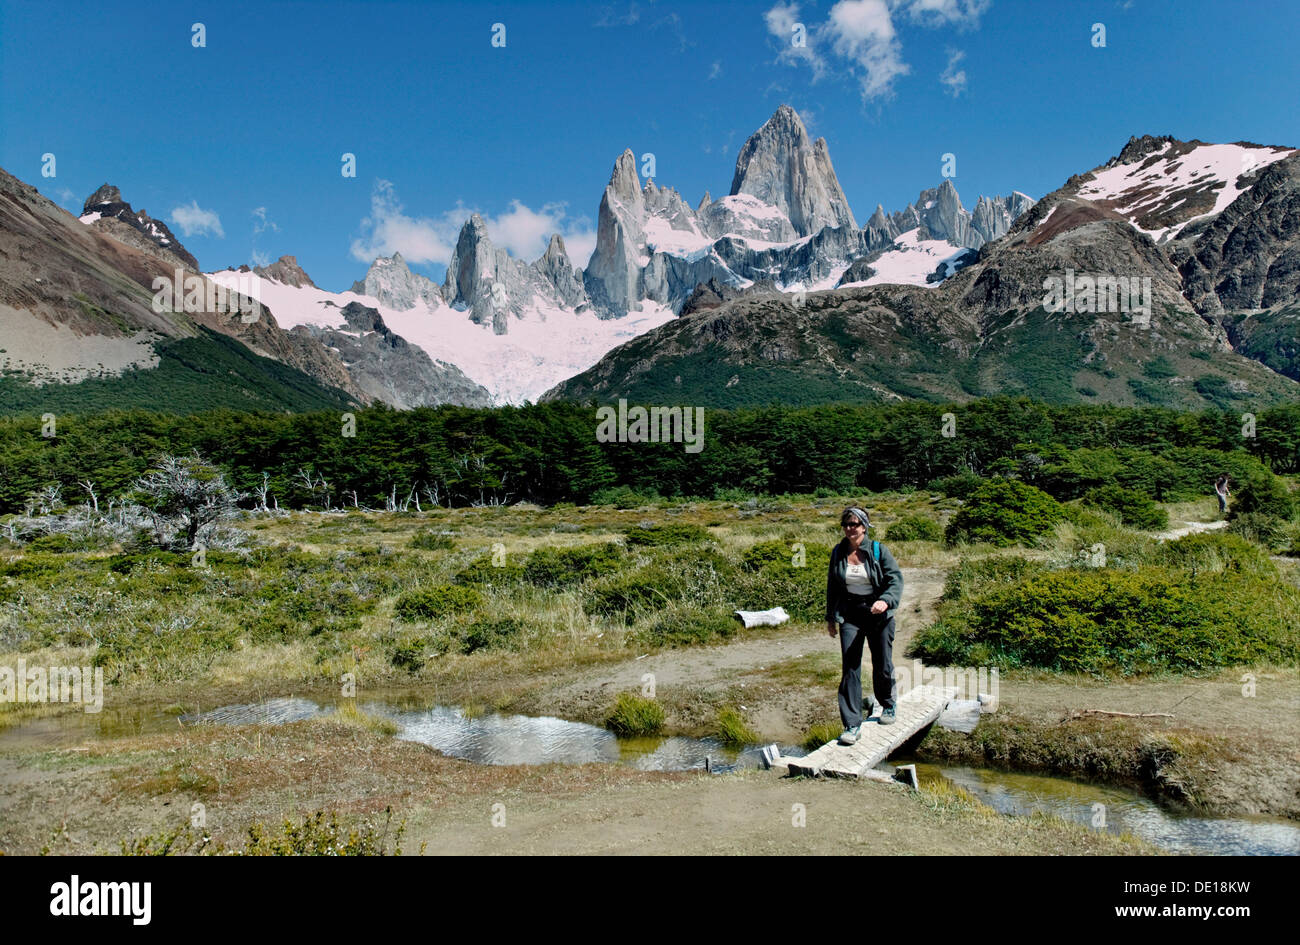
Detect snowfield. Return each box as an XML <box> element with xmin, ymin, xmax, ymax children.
<box><xmin>206</xmin><ymin>269</ymin><xmax>676</xmax><ymax>405</ymax></box>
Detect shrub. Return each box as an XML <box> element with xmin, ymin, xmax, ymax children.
<box><xmin>885</xmin><ymin>515</ymin><xmax>944</xmax><ymax>542</ymax></box>
<box><xmin>590</xmin><ymin>486</ymin><xmax>659</xmax><ymax>509</ymax></box>
<box><xmin>1226</xmin><ymin>513</ymin><xmax>1294</xmax><ymax>553</ymax></box>
<box><xmin>1081</xmin><ymin>485</ymin><xmax>1169</xmax><ymax>530</ymax></box>
<box><xmin>740</xmin><ymin>539</ymin><xmax>800</xmax><ymax>571</ymax></box>
<box><xmin>583</xmin><ymin>548</ymin><xmax>735</xmax><ymax>622</ymax></box>
<box><xmin>912</xmin><ymin>567</ymin><xmax>1300</xmax><ymax>674</ymax></box>
<box><xmin>408</xmin><ymin>529</ymin><xmax>455</xmax><ymax>551</ymax></box>
<box><xmin>940</xmin><ymin>554</ymin><xmax>1048</xmax><ymax>602</ymax></box>
<box><xmin>634</xmin><ymin>606</ymin><xmax>739</xmax><ymax>648</ymax></box>
<box><xmin>1228</xmin><ymin>474</ymin><xmax>1296</xmax><ymax>521</ymax></box>
<box><xmin>605</xmin><ymin>692</ymin><xmax>665</xmax><ymax>736</ymax></box>
<box><xmin>393</xmin><ymin>584</ymin><xmax>483</xmax><ymax>621</ymax></box>
<box><xmin>624</xmin><ymin>523</ymin><xmax>711</xmax><ymax>546</ymax></box>
<box><xmin>926</xmin><ymin>470</ymin><xmax>983</xmax><ymax>499</ymax></box>
<box><xmin>944</xmin><ymin>479</ymin><xmax>1065</xmax><ymax>547</ymax></box>
<box><xmin>526</xmin><ymin>543</ymin><xmax>623</xmax><ymax>587</ymax></box>
<box><xmin>456</xmin><ymin>615</ymin><xmax>528</xmax><ymax>654</ymax></box>
<box><xmin>390</xmin><ymin>636</ymin><xmax>430</xmax><ymax>671</ymax></box>
<box><xmin>454</xmin><ymin>554</ymin><xmax>526</xmax><ymax>586</ymax></box>
<box><xmin>1154</xmin><ymin>531</ymin><xmax>1276</xmax><ymax>578</ymax></box>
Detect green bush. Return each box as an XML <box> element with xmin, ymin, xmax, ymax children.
<box><xmin>741</xmin><ymin>539</ymin><xmax>802</xmax><ymax>571</ymax></box>
<box><xmin>1226</xmin><ymin>514</ymin><xmax>1294</xmax><ymax>553</ymax></box>
<box><xmin>408</xmin><ymin>529</ymin><xmax>455</xmax><ymax>551</ymax></box>
<box><xmin>926</xmin><ymin>470</ymin><xmax>983</xmax><ymax>499</ymax></box>
<box><xmin>605</xmin><ymin>692</ymin><xmax>665</xmax><ymax>736</ymax></box>
<box><xmin>1154</xmin><ymin>531</ymin><xmax>1277</xmax><ymax>578</ymax></box>
<box><xmin>885</xmin><ymin>515</ymin><xmax>944</xmax><ymax>542</ymax></box>
<box><xmin>590</xmin><ymin>486</ymin><xmax>659</xmax><ymax>509</ymax></box>
<box><xmin>624</xmin><ymin>523</ymin><xmax>711</xmax><ymax>546</ymax></box>
<box><xmin>945</xmin><ymin>479</ymin><xmax>1065</xmax><ymax>547</ymax></box>
<box><xmin>1229</xmin><ymin>475</ymin><xmax>1296</xmax><ymax>521</ymax></box>
<box><xmin>583</xmin><ymin>548</ymin><xmax>736</xmax><ymax>622</ymax></box>
<box><xmin>456</xmin><ymin>615</ymin><xmax>528</xmax><ymax>654</ymax></box>
<box><xmin>390</xmin><ymin>636</ymin><xmax>430</xmax><ymax>671</ymax></box>
<box><xmin>454</xmin><ymin>554</ymin><xmax>526</xmax><ymax>586</ymax></box>
<box><xmin>526</xmin><ymin>543</ymin><xmax>623</xmax><ymax>587</ymax></box>
<box><xmin>911</xmin><ymin>567</ymin><xmax>1300</xmax><ymax>674</ymax></box>
<box><xmin>940</xmin><ymin>554</ymin><xmax>1048</xmax><ymax>602</ymax></box>
<box><xmin>634</xmin><ymin>606</ymin><xmax>739</xmax><ymax>648</ymax></box>
<box><xmin>393</xmin><ymin>584</ymin><xmax>483</xmax><ymax>621</ymax></box>
<box><xmin>1081</xmin><ymin>485</ymin><xmax>1169</xmax><ymax>530</ymax></box>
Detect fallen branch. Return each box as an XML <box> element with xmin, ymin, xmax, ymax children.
<box><xmin>1065</xmin><ymin>709</ymin><xmax>1174</xmax><ymax>721</ymax></box>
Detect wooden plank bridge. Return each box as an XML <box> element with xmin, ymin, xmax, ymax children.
<box><xmin>781</xmin><ymin>685</ymin><xmax>960</xmax><ymax>780</ymax></box>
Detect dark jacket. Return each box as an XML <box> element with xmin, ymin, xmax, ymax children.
<box><xmin>825</xmin><ymin>538</ymin><xmax>904</xmax><ymax>624</ymax></box>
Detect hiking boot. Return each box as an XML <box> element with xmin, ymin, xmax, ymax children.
<box><xmin>879</xmin><ymin>706</ymin><xmax>896</xmax><ymax>725</ymax></box>
<box><xmin>838</xmin><ymin>725</ymin><xmax>861</xmax><ymax>745</ymax></box>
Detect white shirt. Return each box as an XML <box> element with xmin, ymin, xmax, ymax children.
<box><xmin>845</xmin><ymin>560</ymin><xmax>872</xmax><ymax>595</ymax></box>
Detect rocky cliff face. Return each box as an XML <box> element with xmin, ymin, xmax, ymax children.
<box><xmin>292</xmin><ymin>301</ymin><xmax>492</xmax><ymax>407</ymax></box>
<box><xmin>79</xmin><ymin>183</ymin><xmax>201</xmax><ymax>271</ymax></box>
<box><xmin>728</xmin><ymin>104</ymin><xmax>858</xmax><ymax>237</ymax></box>
<box><xmin>584</xmin><ymin>149</ymin><xmax>649</xmax><ymax>317</ymax></box>
<box><xmin>350</xmin><ymin>252</ymin><xmax>444</xmax><ymax>310</ymax></box>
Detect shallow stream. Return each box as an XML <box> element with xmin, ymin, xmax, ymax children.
<box><xmin>3</xmin><ymin>694</ymin><xmax>1296</xmax><ymax>856</ymax></box>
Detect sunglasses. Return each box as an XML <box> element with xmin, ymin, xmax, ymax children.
<box><xmin>841</xmin><ymin>522</ymin><xmax>865</xmax><ymax>529</ymax></box>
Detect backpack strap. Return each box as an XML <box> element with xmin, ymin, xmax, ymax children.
<box><xmin>872</xmin><ymin>540</ymin><xmax>879</xmax><ymax>562</ymax></box>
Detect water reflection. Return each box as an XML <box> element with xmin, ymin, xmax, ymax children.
<box><xmin>925</xmin><ymin>764</ymin><xmax>1300</xmax><ymax>857</ymax></box>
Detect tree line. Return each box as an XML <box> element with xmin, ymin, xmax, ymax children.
<box><xmin>1</xmin><ymin>397</ymin><xmax>1297</xmax><ymax>514</ymax></box>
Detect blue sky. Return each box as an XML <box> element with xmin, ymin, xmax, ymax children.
<box><xmin>2</xmin><ymin>0</ymin><xmax>1297</xmax><ymax>292</ymax></box>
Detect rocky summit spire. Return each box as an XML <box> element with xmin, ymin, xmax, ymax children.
<box><xmin>584</xmin><ymin>149</ymin><xmax>648</xmax><ymax>317</ymax></box>
<box><xmin>728</xmin><ymin>104</ymin><xmax>858</xmax><ymax>237</ymax></box>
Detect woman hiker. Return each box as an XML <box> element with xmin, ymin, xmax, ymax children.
<box><xmin>825</xmin><ymin>507</ymin><xmax>904</xmax><ymax>745</ymax></box>
<box><xmin>1215</xmin><ymin>474</ymin><xmax>1231</xmax><ymax>515</ymax></box>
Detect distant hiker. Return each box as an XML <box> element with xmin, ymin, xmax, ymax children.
<box><xmin>1215</xmin><ymin>474</ymin><xmax>1231</xmax><ymax>514</ymax></box>
<box><xmin>826</xmin><ymin>507</ymin><xmax>904</xmax><ymax>745</ymax></box>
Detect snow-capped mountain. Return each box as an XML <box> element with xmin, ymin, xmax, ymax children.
<box><xmin>209</xmin><ymin>261</ymin><xmax>674</xmax><ymax>405</ymax></box>
<box><xmin>79</xmin><ymin>183</ymin><xmax>200</xmax><ymax>271</ymax></box>
<box><xmin>319</xmin><ymin>104</ymin><xmax>1036</xmax><ymax>402</ymax></box>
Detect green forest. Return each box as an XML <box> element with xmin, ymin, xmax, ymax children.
<box><xmin>2</xmin><ymin>397</ymin><xmax>1297</xmax><ymax>515</ymax></box>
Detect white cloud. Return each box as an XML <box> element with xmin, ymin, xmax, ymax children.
<box><xmin>767</xmin><ymin>2</ymin><xmax>827</xmax><ymax>80</ymax></box>
<box><xmin>940</xmin><ymin>48</ymin><xmax>967</xmax><ymax>96</ymax></box>
<box><xmin>250</xmin><ymin>249</ymin><xmax>272</xmax><ymax>267</ymax></box>
<box><xmin>594</xmin><ymin>3</ymin><xmax>641</xmax><ymax>27</ymax></box>
<box><xmin>349</xmin><ymin>180</ymin><xmax>458</xmax><ymax>265</ymax></box>
<box><xmin>252</xmin><ymin>206</ymin><xmax>279</xmax><ymax>236</ymax></box>
<box><xmin>764</xmin><ymin>0</ymin><xmax>988</xmax><ymax>101</ymax></box>
<box><xmin>56</xmin><ymin>187</ymin><xmax>76</xmax><ymax>207</ymax></box>
<box><xmin>350</xmin><ymin>181</ymin><xmax>598</xmax><ymax>269</ymax></box>
<box><xmin>708</xmin><ymin>61</ymin><xmax>722</xmax><ymax>79</ymax></box>
<box><xmin>169</xmin><ymin>201</ymin><xmax>224</xmax><ymax>238</ymax></box>
<box><xmin>827</xmin><ymin>0</ymin><xmax>909</xmax><ymax>101</ymax></box>
<box><xmin>904</xmin><ymin>0</ymin><xmax>990</xmax><ymax>28</ymax></box>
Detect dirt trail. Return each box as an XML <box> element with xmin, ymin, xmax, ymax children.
<box><xmin>1154</xmin><ymin>519</ymin><xmax>1228</xmax><ymax>541</ymax></box>
<box><xmin>543</xmin><ymin>567</ymin><xmax>946</xmax><ymax>717</ymax></box>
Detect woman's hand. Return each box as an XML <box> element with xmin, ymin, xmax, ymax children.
<box><xmin>871</xmin><ymin>600</ymin><xmax>888</xmax><ymax>615</ymax></box>
<box><xmin>826</xmin><ymin>621</ymin><xmax>838</xmax><ymax>638</ymax></box>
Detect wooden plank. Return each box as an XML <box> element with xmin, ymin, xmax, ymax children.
<box><xmin>786</xmin><ymin>686</ymin><xmax>957</xmax><ymax>779</ymax></box>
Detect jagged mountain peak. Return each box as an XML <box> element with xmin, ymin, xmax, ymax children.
<box><xmin>729</xmin><ymin>104</ymin><xmax>857</xmax><ymax>237</ymax></box>
<box><xmin>78</xmin><ymin>182</ymin><xmax>199</xmax><ymax>271</ymax></box>
<box><xmin>82</xmin><ymin>183</ymin><xmax>122</xmax><ymax>214</ymax></box>
<box><xmin>254</xmin><ymin>255</ymin><xmax>317</xmax><ymax>288</ymax></box>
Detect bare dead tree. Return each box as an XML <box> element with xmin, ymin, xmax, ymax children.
<box><xmin>78</xmin><ymin>480</ymin><xmax>99</xmax><ymax>513</ymax></box>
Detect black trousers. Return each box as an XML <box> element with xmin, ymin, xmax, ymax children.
<box><xmin>838</xmin><ymin>599</ymin><xmax>896</xmax><ymax>728</ymax></box>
